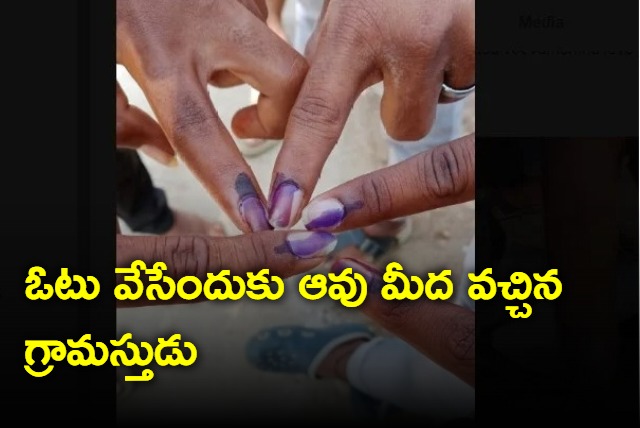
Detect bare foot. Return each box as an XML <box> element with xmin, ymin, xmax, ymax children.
<box><xmin>163</xmin><ymin>210</ymin><xmax>226</xmax><ymax>237</ymax></box>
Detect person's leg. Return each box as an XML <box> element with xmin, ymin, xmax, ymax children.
<box><xmin>246</xmin><ymin>327</ymin><xmax>474</xmax><ymax>419</ymax></box>
<box><xmin>116</xmin><ymin>148</ymin><xmax>225</xmax><ymax>236</ymax></box>
<box><xmin>318</xmin><ymin>242</ymin><xmax>476</xmax><ymax>418</ymax></box>
<box><xmin>247</xmin><ymin>234</ymin><xmax>477</xmax><ymax>418</ymax></box>
<box><xmin>343</xmin><ymin>337</ymin><xmax>474</xmax><ymax>419</ymax></box>
<box><xmin>247</xmin><ymin>230</ymin><xmax>477</xmax><ymax>417</ymax></box>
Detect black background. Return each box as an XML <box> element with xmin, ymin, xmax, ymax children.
<box><xmin>1</xmin><ymin>0</ymin><xmax>637</xmax><ymax>425</ymax></box>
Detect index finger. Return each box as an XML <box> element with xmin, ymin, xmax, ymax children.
<box><xmin>301</xmin><ymin>134</ymin><xmax>475</xmax><ymax>232</ymax></box>
<box><xmin>139</xmin><ymin>71</ymin><xmax>272</xmax><ymax>234</ymax></box>
<box><xmin>267</xmin><ymin>41</ymin><xmax>371</xmax><ymax>229</ymax></box>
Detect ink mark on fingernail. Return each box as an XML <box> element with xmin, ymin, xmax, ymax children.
<box><xmin>236</xmin><ymin>173</ymin><xmax>271</xmax><ymax>231</ymax></box>
<box><xmin>235</xmin><ymin>172</ymin><xmax>258</xmax><ymax>199</ymax></box>
<box><xmin>269</xmin><ymin>173</ymin><xmax>304</xmax><ymax>229</ymax></box>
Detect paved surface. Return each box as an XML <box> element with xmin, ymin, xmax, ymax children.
<box><xmin>116</xmin><ymin>4</ymin><xmax>475</xmax><ymax>422</ymax></box>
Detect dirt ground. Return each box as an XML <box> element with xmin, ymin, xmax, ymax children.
<box><xmin>116</xmin><ymin>4</ymin><xmax>475</xmax><ymax>422</ymax></box>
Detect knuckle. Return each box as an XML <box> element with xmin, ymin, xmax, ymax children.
<box><xmin>330</xmin><ymin>3</ymin><xmax>381</xmax><ymax>54</ymax></box>
<box><xmin>227</xmin><ymin>25</ymin><xmax>254</xmax><ymax>50</ymax></box>
<box><xmin>418</xmin><ymin>144</ymin><xmax>467</xmax><ymax>200</ymax></box>
<box><xmin>143</xmin><ymin>55</ymin><xmax>178</xmax><ymax>80</ymax></box>
<box><xmin>170</xmin><ymin>93</ymin><xmax>217</xmax><ymax>145</ymax></box>
<box><xmin>159</xmin><ymin>236</ymin><xmax>210</xmax><ymax>280</ymax></box>
<box><xmin>441</xmin><ymin>315</ymin><xmax>475</xmax><ymax>363</ymax></box>
<box><xmin>359</xmin><ymin>174</ymin><xmax>394</xmax><ymax>217</ymax></box>
<box><xmin>290</xmin><ymin>90</ymin><xmax>344</xmax><ymax>140</ymax></box>
<box><xmin>228</xmin><ymin>234</ymin><xmax>270</xmax><ymax>273</ymax></box>
<box><xmin>372</xmin><ymin>300</ymin><xmax>414</xmax><ymax>330</ymax></box>
<box><xmin>294</xmin><ymin>91</ymin><xmax>341</xmax><ymax>124</ymax></box>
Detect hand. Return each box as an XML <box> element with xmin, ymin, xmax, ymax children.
<box><xmin>116</xmin><ymin>66</ymin><xmax>336</xmax><ymax>309</ymax></box>
<box><xmin>300</xmin><ymin>134</ymin><xmax>474</xmax><ymax>232</ymax></box>
<box><xmin>267</xmin><ymin>0</ymin><xmax>474</xmax><ymax>229</ymax></box>
<box><xmin>117</xmin><ymin>230</ymin><xmax>337</xmax><ymax>307</ymax></box>
<box><xmin>116</xmin><ymin>0</ymin><xmax>308</xmax><ymax>233</ymax></box>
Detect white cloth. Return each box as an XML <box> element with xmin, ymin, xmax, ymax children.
<box><xmin>346</xmin><ymin>336</ymin><xmax>475</xmax><ymax>419</ymax></box>
<box><xmin>345</xmin><ymin>239</ymin><xmax>476</xmax><ymax>419</ymax></box>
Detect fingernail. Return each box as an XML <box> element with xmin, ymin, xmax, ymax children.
<box><xmin>302</xmin><ymin>198</ymin><xmax>345</xmax><ymax>230</ymax></box>
<box><xmin>331</xmin><ymin>258</ymin><xmax>384</xmax><ymax>293</ymax></box>
<box><xmin>285</xmin><ymin>231</ymin><xmax>337</xmax><ymax>258</ymax></box>
<box><xmin>236</xmin><ymin>173</ymin><xmax>272</xmax><ymax>232</ymax></box>
<box><xmin>239</xmin><ymin>196</ymin><xmax>271</xmax><ymax>232</ymax></box>
<box><xmin>141</xmin><ymin>145</ymin><xmax>176</xmax><ymax>166</ymax></box>
<box><xmin>269</xmin><ymin>180</ymin><xmax>304</xmax><ymax>229</ymax></box>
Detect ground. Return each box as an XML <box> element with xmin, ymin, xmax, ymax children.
<box><xmin>116</xmin><ymin>3</ymin><xmax>475</xmax><ymax>422</ymax></box>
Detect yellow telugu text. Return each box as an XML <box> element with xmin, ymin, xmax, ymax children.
<box><xmin>25</xmin><ymin>266</ymin><xmax>100</xmax><ymax>300</ymax></box>
<box><xmin>468</xmin><ymin>268</ymin><xmax>562</xmax><ymax>318</ymax></box>
<box><xmin>24</xmin><ymin>333</ymin><xmax>196</xmax><ymax>381</ymax></box>
<box><xmin>25</xmin><ymin>263</ymin><xmax>562</xmax><ymax>318</ymax></box>
<box><xmin>115</xmin><ymin>261</ymin><xmax>284</xmax><ymax>302</ymax></box>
